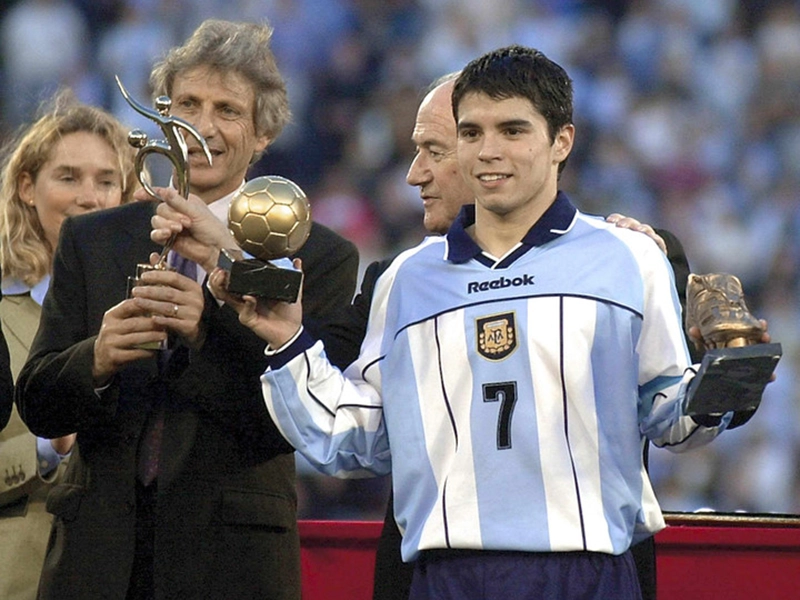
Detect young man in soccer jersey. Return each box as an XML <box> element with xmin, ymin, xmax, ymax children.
<box><xmin>205</xmin><ymin>45</ymin><xmax>771</xmax><ymax>599</ymax></box>
<box><xmin>158</xmin><ymin>69</ymin><xmax>673</xmax><ymax>600</ymax></box>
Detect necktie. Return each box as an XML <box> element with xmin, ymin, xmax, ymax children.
<box><xmin>170</xmin><ymin>252</ymin><xmax>198</xmax><ymax>282</ymax></box>
<box><xmin>137</xmin><ymin>406</ymin><xmax>164</xmax><ymax>486</ymax></box>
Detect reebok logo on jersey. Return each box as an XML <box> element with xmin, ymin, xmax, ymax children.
<box><xmin>467</xmin><ymin>274</ymin><xmax>535</xmax><ymax>294</ymax></box>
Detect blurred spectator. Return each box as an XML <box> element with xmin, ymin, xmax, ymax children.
<box><xmin>1</xmin><ymin>0</ymin><xmax>89</xmax><ymax>127</ymax></box>
<box><xmin>96</xmin><ymin>2</ymin><xmax>176</xmax><ymax>125</ymax></box>
<box><xmin>72</xmin><ymin>0</ymin><xmax>126</xmax><ymax>51</ymax></box>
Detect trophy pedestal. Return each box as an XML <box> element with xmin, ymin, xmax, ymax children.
<box><xmin>127</xmin><ymin>262</ymin><xmax>173</xmax><ymax>351</ymax></box>
<box><xmin>685</xmin><ymin>343</ymin><xmax>783</xmax><ymax>416</ymax></box>
<box><xmin>219</xmin><ymin>250</ymin><xmax>302</xmax><ymax>302</ymax></box>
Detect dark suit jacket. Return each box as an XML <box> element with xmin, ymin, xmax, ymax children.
<box><xmin>15</xmin><ymin>201</ymin><xmax>358</xmax><ymax>599</ymax></box>
<box><xmin>322</xmin><ymin>258</ymin><xmax>393</xmax><ymax>371</ymax></box>
<box><xmin>0</xmin><ymin>271</ymin><xmax>13</xmax><ymax>431</ymax></box>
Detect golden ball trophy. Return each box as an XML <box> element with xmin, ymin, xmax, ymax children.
<box><xmin>683</xmin><ymin>273</ymin><xmax>782</xmax><ymax>416</ymax></box>
<box><xmin>116</xmin><ymin>76</ymin><xmax>213</xmax><ymax>347</ymax></box>
<box><xmin>217</xmin><ymin>175</ymin><xmax>312</xmax><ymax>302</ymax></box>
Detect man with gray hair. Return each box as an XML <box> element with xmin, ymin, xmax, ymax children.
<box><xmin>16</xmin><ymin>19</ymin><xmax>357</xmax><ymax>599</ymax></box>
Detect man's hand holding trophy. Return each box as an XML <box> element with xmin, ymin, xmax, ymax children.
<box><xmin>683</xmin><ymin>273</ymin><xmax>782</xmax><ymax>417</ymax></box>
<box><xmin>203</xmin><ymin>178</ymin><xmax>312</xmax><ymax>351</ymax></box>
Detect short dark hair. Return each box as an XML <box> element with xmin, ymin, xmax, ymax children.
<box><xmin>452</xmin><ymin>45</ymin><xmax>573</xmax><ymax>145</ymax></box>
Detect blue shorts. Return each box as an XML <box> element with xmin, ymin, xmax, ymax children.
<box><xmin>409</xmin><ymin>549</ymin><xmax>641</xmax><ymax>600</ymax></box>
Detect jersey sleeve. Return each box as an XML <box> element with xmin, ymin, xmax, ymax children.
<box><xmin>261</xmin><ymin>259</ymin><xmax>400</xmax><ymax>478</ymax></box>
<box><xmin>634</xmin><ymin>237</ymin><xmax>733</xmax><ymax>451</ymax></box>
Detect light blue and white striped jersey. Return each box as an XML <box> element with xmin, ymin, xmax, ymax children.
<box><xmin>262</xmin><ymin>193</ymin><xmax>732</xmax><ymax>562</ymax></box>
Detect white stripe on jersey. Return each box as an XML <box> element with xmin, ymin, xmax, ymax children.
<box><xmin>529</xmin><ymin>296</ymin><xmax>583</xmax><ymax>550</ymax></box>
<box><xmin>528</xmin><ymin>295</ymin><xmax>612</xmax><ymax>552</ymax></box>
<box><xmin>560</xmin><ymin>296</ymin><xmax>612</xmax><ymax>553</ymax></box>
<box><xmin>411</xmin><ymin>309</ymin><xmax>483</xmax><ymax>551</ymax></box>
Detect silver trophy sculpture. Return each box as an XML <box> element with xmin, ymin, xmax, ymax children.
<box><xmin>116</xmin><ymin>76</ymin><xmax>213</xmax><ymax>348</ymax></box>
<box><xmin>116</xmin><ymin>75</ymin><xmax>212</xmax><ymax>268</ymax></box>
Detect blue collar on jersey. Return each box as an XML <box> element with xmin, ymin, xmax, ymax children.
<box><xmin>445</xmin><ymin>191</ymin><xmax>578</xmax><ymax>264</ymax></box>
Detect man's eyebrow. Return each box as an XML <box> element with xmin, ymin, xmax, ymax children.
<box><xmin>420</xmin><ymin>139</ymin><xmax>449</xmax><ymax>150</ymax></box>
<box><xmin>498</xmin><ymin>118</ymin><xmax>533</xmax><ymax>129</ymax></box>
<box><xmin>456</xmin><ymin>120</ymin><xmax>479</xmax><ymax>131</ymax></box>
<box><xmin>458</xmin><ymin>118</ymin><xmax>533</xmax><ymax>131</ymax></box>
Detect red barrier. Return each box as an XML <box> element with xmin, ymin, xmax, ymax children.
<box><xmin>656</xmin><ymin>513</ymin><xmax>800</xmax><ymax>599</ymax></box>
<box><xmin>299</xmin><ymin>515</ymin><xmax>800</xmax><ymax>600</ymax></box>
<box><xmin>299</xmin><ymin>520</ymin><xmax>381</xmax><ymax>600</ymax></box>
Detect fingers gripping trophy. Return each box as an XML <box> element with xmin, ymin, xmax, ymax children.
<box><xmin>219</xmin><ymin>176</ymin><xmax>312</xmax><ymax>302</ymax></box>
<box><xmin>683</xmin><ymin>273</ymin><xmax>782</xmax><ymax>416</ymax></box>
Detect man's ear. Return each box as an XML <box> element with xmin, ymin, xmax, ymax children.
<box><xmin>250</xmin><ymin>134</ymin><xmax>271</xmax><ymax>165</ymax></box>
<box><xmin>553</xmin><ymin>124</ymin><xmax>575</xmax><ymax>165</ymax></box>
<box><xmin>255</xmin><ymin>134</ymin><xmax>271</xmax><ymax>155</ymax></box>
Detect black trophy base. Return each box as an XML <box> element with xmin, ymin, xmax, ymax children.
<box><xmin>685</xmin><ymin>343</ymin><xmax>782</xmax><ymax>416</ymax></box>
<box><xmin>227</xmin><ymin>258</ymin><xmax>302</xmax><ymax>302</ymax></box>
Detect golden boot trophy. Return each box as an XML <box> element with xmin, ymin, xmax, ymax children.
<box><xmin>683</xmin><ymin>273</ymin><xmax>781</xmax><ymax>416</ymax></box>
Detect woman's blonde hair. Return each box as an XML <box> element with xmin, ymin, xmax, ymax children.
<box><xmin>0</xmin><ymin>90</ymin><xmax>137</xmax><ymax>286</ymax></box>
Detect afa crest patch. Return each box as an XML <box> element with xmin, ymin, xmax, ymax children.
<box><xmin>476</xmin><ymin>312</ymin><xmax>517</xmax><ymax>360</ymax></box>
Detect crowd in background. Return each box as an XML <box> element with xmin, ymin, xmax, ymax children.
<box><xmin>1</xmin><ymin>0</ymin><xmax>798</xmax><ymax>518</ymax></box>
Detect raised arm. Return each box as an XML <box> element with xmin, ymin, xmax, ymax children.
<box><xmin>145</xmin><ymin>186</ymin><xmax>238</xmax><ymax>274</ymax></box>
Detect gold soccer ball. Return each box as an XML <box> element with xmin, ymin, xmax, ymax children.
<box><xmin>228</xmin><ymin>176</ymin><xmax>312</xmax><ymax>260</ymax></box>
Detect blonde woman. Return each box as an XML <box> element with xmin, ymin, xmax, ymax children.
<box><xmin>0</xmin><ymin>91</ymin><xmax>136</xmax><ymax>599</ymax></box>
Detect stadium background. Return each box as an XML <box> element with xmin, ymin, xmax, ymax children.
<box><xmin>1</xmin><ymin>0</ymin><xmax>798</xmax><ymax>519</ymax></box>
